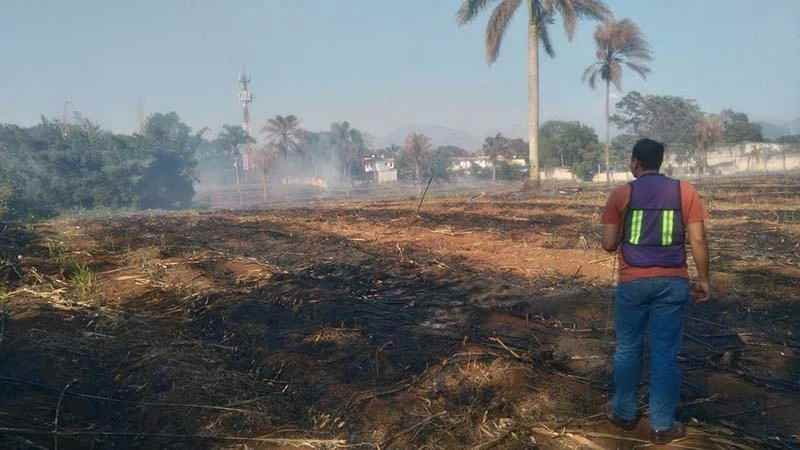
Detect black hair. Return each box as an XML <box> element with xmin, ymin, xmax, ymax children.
<box><xmin>631</xmin><ymin>138</ymin><xmax>664</xmax><ymax>170</ymax></box>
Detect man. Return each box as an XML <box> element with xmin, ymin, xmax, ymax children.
<box><xmin>601</xmin><ymin>138</ymin><xmax>710</xmax><ymax>444</ymax></box>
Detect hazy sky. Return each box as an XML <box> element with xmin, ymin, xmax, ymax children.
<box><xmin>1</xmin><ymin>0</ymin><xmax>798</xmax><ymax>140</ymax></box>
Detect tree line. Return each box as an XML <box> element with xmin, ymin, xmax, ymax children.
<box><xmin>0</xmin><ymin>95</ymin><xmax>775</xmax><ymax>221</ymax></box>
<box><xmin>0</xmin><ymin>112</ymin><xmax>201</xmax><ymax>220</ymax></box>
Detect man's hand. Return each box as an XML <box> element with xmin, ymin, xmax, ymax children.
<box><xmin>692</xmin><ymin>279</ymin><xmax>711</xmax><ymax>303</ymax></box>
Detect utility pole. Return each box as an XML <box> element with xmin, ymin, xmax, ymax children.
<box><xmin>239</xmin><ymin>71</ymin><xmax>254</xmax><ymax>181</ymax></box>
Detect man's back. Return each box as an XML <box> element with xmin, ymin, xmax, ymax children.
<box><xmin>602</xmin><ymin>178</ymin><xmax>707</xmax><ymax>283</ymax></box>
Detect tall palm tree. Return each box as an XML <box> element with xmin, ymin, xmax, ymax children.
<box><xmin>457</xmin><ymin>0</ymin><xmax>610</xmax><ymax>188</ymax></box>
<box><xmin>583</xmin><ymin>18</ymin><xmax>652</xmax><ymax>184</ymax></box>
<box><xmin>262</xmin><ymin>115</ymin><xmax>303</xmax><ymax>161</ymax></box>
<box><xmin>694</xmin><ymin>114</ymin><xmax>723</xmax><ymax>178</ymax></box>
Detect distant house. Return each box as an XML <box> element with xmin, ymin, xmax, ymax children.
<box><xmin>449</xmin><ymin>156</ymin><xmax>492</xmax><ymax>172</ymax></box>
<box><xmin>363</xmin><ymin>155</ymin><xmax>398</xmax><ymax>183</ymax></box>
<box><xmin>498</xmin><ymin>155</ymin><xmax>528</xmax><ymax>167</ymax></box>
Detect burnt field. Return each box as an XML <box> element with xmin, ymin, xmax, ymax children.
<box><xmin>1</xmin><ymin>176</ymin><xmax>798</xmax><ymax>449</ymax></box>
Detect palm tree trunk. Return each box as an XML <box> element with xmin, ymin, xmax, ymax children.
<box><xmin>527</xmin><ymin>16</ymin><xmax>541</xmax><ymax>188</ymax></box>
<box><xmin>492</xmin><ymin>162</ymin><xmax>496</xmax><ymax>182</ymax></box>
<box><xmin>605</xmin><ymin>79</ymin><xmax>611</xmax><ymax>185</ymax></box>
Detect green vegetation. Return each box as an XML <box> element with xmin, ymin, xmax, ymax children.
<box><xmin>540</xmin><ymin>120</ymin><xmax>602</xmax><ymax>181</ymax></box>
<box><xmin>0</xmin><ymin>112</ymin><xmax>203</xmax><ymax>220</ymax></box>
<box><xmin>67</xmin><ymin>261</ymin><xmax>99</xmax><ymax>305</ymax></box>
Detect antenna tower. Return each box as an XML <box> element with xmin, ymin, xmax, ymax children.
<box><xmin>239</xmin><ymin>71</ymin><xmax>254</xmax><ymax>173</ymax></box>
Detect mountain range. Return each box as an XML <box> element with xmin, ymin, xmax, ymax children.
<box><xmin>380</xmin><ymin>125</ymin><xmax>482</xmax><ymax>151</ymax></box>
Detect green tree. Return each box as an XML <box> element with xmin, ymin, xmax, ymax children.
<box><xmin>694</xmin><ymin>114</ymin><xmax>723</xmax><ymax>176</ymax></box>
<box><xmin>539</xmin><ymin>120</ymin><xmax>601</xmax><ymax>180</ymax></box>
<box><xmin>720</xmin><ymin>109</ymin><xmax>763</xmax><ymax>143</ymax></box>
<box><xmin>137</xmin><ymin>112</ymin><xmax>204</xmax><ymax>209</ymax></box>
<box><xmin>609</xmin><ymin>133</ymin><xmax>638</xmax><ymax>170</ymax></box>
<box><xmin>431</xmin><ymin>145</ymin><xmax>471</xmax><ymax>181</ymax></box>
<box><xmin>583</xmin><ymin>18</ymin><xmax>652</xmax><ymax>184</ymax></box>
<box><xmin>457</xmin><ymin>0</ymin><xmax>610</xmax><ymax>188</ymax></box>
<box><xmin>482</xmin><ymin>133</ymin><xmax>514</xmax><ymax>181</ymax></box>
<box><xmin>262</xmin><ymin>115</ymin><xmax>303</xmax><ymax>161</ymax></box>
<box><xmin>611</xmin><ymin>91</ymin><xmax>703</xmax><ymax>161</ymax></box>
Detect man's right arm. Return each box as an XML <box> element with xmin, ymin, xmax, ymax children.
<box><xmin>687</xmin><ymin>222</ymin><xmax>710</xmax><ymax>302</ymax></box>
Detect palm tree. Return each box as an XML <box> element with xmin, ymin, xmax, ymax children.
<box><xmin>457</xmin><ymin>0</ymin><xmax>610</xmax><ymax>188</ymax></box>
<box><xmin>262</xmin><ymin>115</ymin><xmax>304</xmax><ymax>161</ymax></box>
<box><xmin>694</xmin><ymin>114</ymin><xmax>723</xmax><ymax>178</ymax></box>
<box><xmin>403</xmin><ymin>133</ymin><xmax>433</xmax><ymax>192</ymax></box>
<box><xmin>583</xmin><ymin>18</ymin><xmax>652</xmax><ymax>184</ymax></box>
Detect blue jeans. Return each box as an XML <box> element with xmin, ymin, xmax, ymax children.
<box><xmin>612</xmin><ymin>277</ymin><xmax>689</xmax><ymax>431</ymax></box>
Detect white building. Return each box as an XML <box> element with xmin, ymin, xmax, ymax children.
<box><xmin>449</xmin><ymin>156</ymin><xmax>492</xmax><ymax>172</ymax></box>
<box><xmin>363</xmin><ymin>156</ymin><xmax>398</xmax><ymax>183</ymax></box>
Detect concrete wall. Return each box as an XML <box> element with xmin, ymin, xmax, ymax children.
<box><xmin>541</xmin><ymin>167</ymin><xmax>575</xmax><ymax>181</ymax></box>
<box><xmin>666</xmin><ymin>142</ymin><xmax>800</xmax><ymax>176</ymax></box>
<box><xmin>376</xmin><ymin>169</ymin><xmax>398</xmax><ymax>184</ymax></box>
<box><xmin>592</xmin><ymin>171</ymin><xmax>634</xmax><ymax>183</ymax></box>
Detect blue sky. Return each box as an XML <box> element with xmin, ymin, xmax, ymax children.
<box><xmin>1</xmin><ymin>0</ymin><xmax>798</xmax><ymax>140</ymax></box>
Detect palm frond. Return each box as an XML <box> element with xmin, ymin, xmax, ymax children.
<box><xmin>588</xmin><ymin>18</ymin><xmax>652</xmax><ymax>92</ymax></box>
<box><xmin>571</xmin><ymin>0</ymin><xmax>611</xmax><ymax>21</ymax></box>
<box><xmin>625</xmin><ymin>61</ymin><xmax>650</xmax><ymax>80</ymax></box>
<box><xmin>486</xmin><ymin>0</ymin><xmax>522</xmax><ymax>63</ymax></box>
<box><xmin>550</xmin><ymin>0</ymin><xmax>610</xmax><ymax>40</ymax></box>
<box><xmin>457</xmin><ymin>0</ymin><xmax>498</xmax><ymax>25</ymax></box>
<box><xmin>582</xmin><ymin>63</ymin><xmax>601</xmax><ymax>89</ymax></box>
<box><xmin>555</xmin><ymin>0</ymin><xmax>578</xmax><ymax>40</ymax></box>
<box><xmin>539</xmin><ymin>18</ymin><xmax>556</xmax><ymax>57</ymax></box>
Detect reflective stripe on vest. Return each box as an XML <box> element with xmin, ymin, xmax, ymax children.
<box><xmin>629</xmin><ymin>209</ymin><xmax>644</xmax><ymax>245</ymax></box>
<box><xmin>661</xmin><ymin>210</ymin><xmax>675</xmax><ymax>246</ymax></box>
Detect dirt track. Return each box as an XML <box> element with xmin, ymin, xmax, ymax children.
<box><xmin>1</xmin><ymin>176</ymin><xmax>799</xmax><ymax>449</ymax></box>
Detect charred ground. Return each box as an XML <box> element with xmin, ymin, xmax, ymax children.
<box><xmin>1</xmin><ymin>176</ymin><xmax>799</xmax><ymax>449</ymax></box>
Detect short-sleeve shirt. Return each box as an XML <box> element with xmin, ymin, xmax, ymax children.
<box><xmin>602</xmin><ymin>179</ymin><xmax>707</xmax><ymax>283</ymax></box>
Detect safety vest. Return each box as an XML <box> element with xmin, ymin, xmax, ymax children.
<box><xmin>621</xmin><ymin>174</ymin><xmax>686</xmax><ymax>268</ymax></box>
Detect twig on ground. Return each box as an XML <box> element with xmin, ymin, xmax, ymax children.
<box><xmin>488</xmin><ymin>336</ymin><xmax>524</xmax><ymax>360</ymax></box>
<box><xmin>53</xmin><ymin>380</ymin><xmax>76</xmax><ymax>450</ymax></box>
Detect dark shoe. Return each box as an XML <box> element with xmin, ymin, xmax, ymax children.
<box><xmin>607</xmin><ymin>412</ymin><xmax>638</xmax><ymax>431</ymax></box>
<box><xmin>650</xmin><ymin>422</ymin><xmax>686</xmax><ymax>444</ymax></box>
